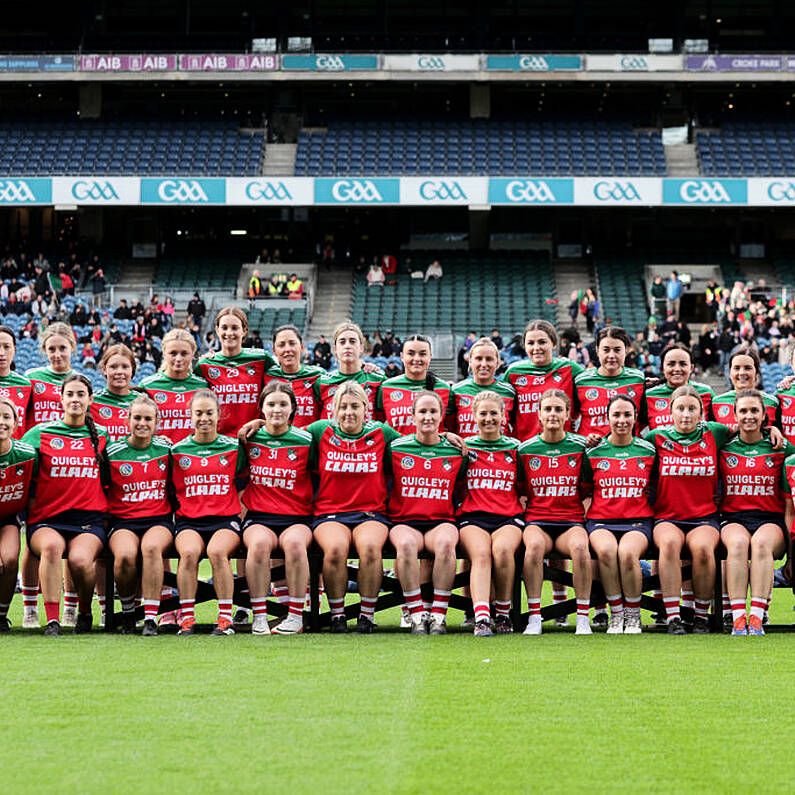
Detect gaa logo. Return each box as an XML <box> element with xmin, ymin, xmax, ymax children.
<box><xmin>718</xmin><ymin>405</ymin><xmax>731</xmax><ymax>417</ymax></box>
<box><xmin>50</xmin><ymin>437</ymin><xmax>64</xmax><ymax>450</ymax></box>
<box><xmin>468</xmin><ymin>450</ymin><xmax>479</xmax><ymax>462</ymax></box>
<box><xmin>594</xmin><ymin>181</ymin><xmax>642</xmax><ymax>201</ymax></box>
<box><xmin>505</xmin><ymin>180</ymin><xmax>557</xmax><ymax>202</ymax></box>
<box><xmin>419</xmin><ymin>181</ymin><xmax>468</xmax><ymax>201</ymax></box>
<box><xmin>726</xmin><ymin>455</ymin><xmax>739</xmax><ymax>468</ymax></box>
<box><xmin>158</xmin><ymin>180</ymin><xmax>208</xmax><ymax>202</ymax></box>
<box><xmin>783</xmin><ymin>397</ymin><xmax>792</xmax><ymax>409</ymax></box>
<box><xmin>460</xmin><ymin>396</ymin><xmax>471</xmax><ymax>408</ymax></box>
<box><xmin>34</xmin><ymin>383</ymin><xmax>46</xmax><ymax>395</ymax></box>
<box><xmin>179</xmin><ymin>456</ymin><xmax>191</xmax><ymax>469</ymax></box>
<box><xmin>120</xmin><ymin>463</ymin><xmax>133</xmax><ymax>477</ymax></box>
<box><xmin>655</xmin><ymin>399</ymin><xmax>668</xmax><ymax>410</ymax></box>
<box><xmin>401</xmin><ymin>456</ymin><xmax>415</xmax><ymax>469</ymax></box>
<box><xmin>154</xmin><ymin>392</ymin><xmax>167</xmax><ymax>404</ymax></box>
<box><xmin>417</xmin><ymin>55</ymin><xmax>446</xmax><ymax>70</ymax></box>
<box><xmin>249</xmin><ymin>446</ymin><xmax>261</xmax><ymax>459</ymax></box>
<box><xmin>530</xmin><ymin>457</ymin><xmax>542</xmax><ymax>470</ymax></box>
<box><xmin>245</xmin><ymin>181</ymin><xmax>293</xmax><ymax>201</ymax></box>
<box><xmin>72</xmin><ymin>180</ymin><xmax>119</xmax><ymax>201</ymax></box>
<box><xmin>585</xmin><ymin>389</ymin><xmax>599</xmax><ymax>401</ymax></box>
<box><xmin>516</xmin><ymin>377</ymin><xmax>527</xmax><ymax>387</ymax></box>
<box><xmin>662</xmin><ymin>439</ymin><xmax>674</xmax><ymax>451</ymax></box>
<box><xmin>99</xmin><ymin>406</ymin><xmax>113</xmax><ymax>419</ymax></box>
<box><xmin>331</xmin><ymin>180</ymin><xmax>383</xmax><ymax>202</ymax></box>
<box><xmin>597</xmin><ymin>460</ymin><xmax>610</xmax><ymax>470</ymax></box>
<box><xmin>390</xmin><ymin>391</ymin><xmax>403</xmax><ymax>401</ymax></box>
<box><xmin>208</xmin><ymin>367</ymin><xmax>221</xmax><ymax>380</ymax></box>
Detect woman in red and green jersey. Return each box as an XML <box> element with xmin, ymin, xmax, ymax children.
<box><xmin>583</xmin><ymin>395</ymin><xmax>656</xmax><ymax>636</ymax></box>
<box><xmin>388</xmin><ymin>391</ymin><xmax>466</xmax><ymax>636</ymax></box>
<box><xmin>241</xmin><ymin>381</ymin><xmax>314</xmax><ymax>636</ymax></box>
<box><xmin>196</xmin><ymin>306</ymin><xmax>276</xmax><ymax>436</ymax></box>
<box><xmin>645</xmin><ymin>385</ymin><xmax>734</xmax><ymax>635</ymax></box>
<box><xmin>574</xmin><ymin>326</ymin><xmax>645</xmax><ymax>446</ymax></box>
<box><xmin>449</xmin><ymin>337</ymin><xmax>516</xmax><ymax>437</ymax></box>
<box><xmin>502</xmin><ymin>319</ymin><xmax>584</xmax><ymax>442</ymax></box>
<box><xmin>314</xmin><ymin>322</ymin><xmax>386</xmax><ymax>421</ymax></box>
<box><xmin>262</xmin><ymin>324</ymin><xmax>325</xmax><ymax>428</ymax></box>
<box><xmin>457</xmin><ymin>390</ymin><xmax>523</xmax><ymax>637</ymax></box>
<box><xmin>644</xmin><ymin>343</ymin><xmax>714</xmax><ymax>430</ymax></box>
<box><xmin>0</xmin><ymin>396</ymin><xmax>37</xmax><ymax>631</ymax></box>
<box><xmin>0</xmin><ymin>325</ymin><xmax>32</xmax><ymax>438</ymax></box>
<box><xmin>377</xmin><ymin>334</ymin><xmax>451</xmax><ymax>434</ymax></box>
<box><xmin>23</xmin><ymin>374</ymin><xmax>110</xmax><ymax>637</ymax></box>
<box><xmin>519</xmin><ymin>389</ymin><xmax>591</xmax><ymax>636</ymax></box>
<box><xmin>712</xmin><ymin>346</ymin><xmax>779</xmax><ymax>432</ymax></box>
<box><xmin>308</xmin><ymin>381</ymin><xmax>400</xmax><ymax>634</ymax></box>
<box><xmin>91</xmin><ymin>344</ymin><xmax>139</xmax><ymax>441</ymax></box>
<box><xmin>141</xmin><ymin>328</ymin><xmax>209</xmax><ymax>444</ymax></box>
<box><xmin>720</xmin><ymin>389</ymin><xmax>793</xmax><ymax>636</ymax></box>
<box><xmin>776</xmin><ymin>345</ymin><xmax>795</xmax><ymax>444</ymax></box>
<box><xmin>25</xmin><ymin>321</ymin><xmax>76</xmax><ymax>428</ymax></box>
<box><xmin>106</xmin><ymin>394</ymin><xmax>174</xmax><ymax>637</ymax></box>
<box><xmin>171</xmin><ymin>389</ymin><xmax>246</xmax><ymax>637</ymax></box>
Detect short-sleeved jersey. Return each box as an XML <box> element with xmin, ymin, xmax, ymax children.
<box><xmin>712</xmin><ymin>389</ymin><xmax>779</xmax><ymax>432</ymax></box>
<box><xmin>106</xmin><ymin>436</ymin><xmax>172</xmax><ymax>519</ymax></box>
<box><xmin>518</xmin><ymin>432</ymin><xmax>587</xmax><ymax>522</ymax></box>
<box><xmin>448</xmin><ymin>378</ymin><xmax>516</xmax><ymax>437</ymax></box>
<box><xmin>25</xmin><ymin>367</ymin><xmax>73</xmax><ymax>428</ymax></box>
<box><xmin>308</xmin><ymin>419</ymin><xmax>400</xmax><ymax>514</ymax></box>
<box><xmin>376</xmin><ymin>374</ymin><xmax>451</xmax><ymax>435</ymax></box>
<box><xmin>458</xmin><ymin>435</ymin><xmax>522</xmax><ymax>517</ymax></box>
<box><xmin>719</xmin><ymin>435</ymin><xmax>795</xmax><ymax>515</ymax></box>
<box><xmin>582</xmin><ymin>437</ymin><xmax>656</xmax><ymax>520</ymax></box>
<box><xmin>22</xmin><ymin>420</ymin><xmax>110</xmax><ymax>524</ymax></box>
<box><xmin>574</xmin><ymin>367</ymin><xmax>645</xmax><ymax>438</ymax></box>
<box><xmin>780</xmin><ymin>453</ymin><xmax>795</xmax><ymax>536</ymax></box>
<box><xmin>775</xmin><ymin>387</ymin><xmax>795</xmax><ymax>446</ymax></box>
<box><xmin>171</xmin><ymin>434</ymin><xmax>245</xmax><ymax>519</ymax></box>
<box><xmin>314</xmin><ymin>368</ymin><xmax>387</xmax><ymax>421</ymax></box>
<box><xmin>0</xmin><ymin>438</ymin><xmax>37</xmax><ymax>518</ymax></box>
<box><xmin>262</xmin><ymin>363</ymin><xmax>325</xmax><ymax>428</ymax></box>
<box><xmin>387</xmin><ymin>435</ymin><xmax>466</xmax><ymax>522</ymax></box>
<box><xmin>645</xmin><ymin>421</ymin><xmax>731</xmax><ymax>519</ymax></box>
<box><xmin>242</xmin><ymin>426</ymin><xmax>314</xmax><ymax>516</ymax></box>
<box><xmin>90</xmin><ymin>389</ymin><xmax>138</xmax><ymax>442</ymax></box>
<box><xmin>0</xmin><ymin>371</ymin><xmax>33</xmax><ymax>438</ymax></box>
<box><xmin>645</xmin><ymin>381</ymin><xmax>714</xmax><ymax>429</ymax></box>
<box><xmin>196</xmin><ymin>348</ymin><xmax>275</xmax><ymax>435</ymax></box>
<box><xmin>140</xmin><ymin>371</ymin><xmax>210</xmax><ymax>444</ymax></box>
<box><xmin>502</xmin><ymin>358</ymin><xmax>584</xmax><ymax>441</ymax></box>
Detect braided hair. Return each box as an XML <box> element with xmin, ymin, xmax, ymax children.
<box><xmin>63</xmin><ymin>373</ymin><xmax>106</xmax><ymax>478</ymax></box>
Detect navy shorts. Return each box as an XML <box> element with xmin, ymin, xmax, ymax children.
<box><xmin>654</xmin><ymin>514</ymin><xmax>721</xmax><ymax>534</ymax></box>
<box><xmin>721</xmin><ymin>511</ymin><xmax>788</xmax><ymax>537</ymax></box>
<box><xmin>0</xmin><ymin>513</ymin><xmax>22</xmax><ymax>532</ymax></box>
<box><xmin>27</xmin><ymin>510</ymin><xmax>107</xmax><ymax>546</ymax></box>
<box><xmin>458</xmin><ymin>512</ymin><xmax>525</xmax><ymax>533</ymax></box>
<box><xmin>243</xmin><ymin>512</ymin><xmax>312</xmax><ymax>533</ymax></box>
<box><xmin>312</xmin><ymin>510</ymin><xmax>390</xmax><ymax>531</ymax></box>
<box><xmin>525</xmin><ymin>519</ymin><xmax>585</xmax><ymax>540</ymax></box>
<box><xmin>390</xmin><ymin>518</ymin><xmax>457</xmax><ymax>534</ymax></box>
<box><xmin>586</xmin><ymin>518</ymin><xmax>653</xmax><ymax>542</ymax></box>
<box><xmin>174</xmin><ymin>515</ymin><xmax>242</xmax><ymax>539</ymax></box>
<box><xmin>109</xmin><ymin>514</ymin><xmax>174</xmax><ymax>537</ymax></box>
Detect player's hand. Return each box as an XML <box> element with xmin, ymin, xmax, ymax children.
<box><xmin>442</xmin><ymin>431</ymin><xmax>467</xmax><ymax>454</ymax></box>
<box><xmin>362</xmin><ymin>361</ymin><xmax>379</xmax><ymax>374</ymax></box>
<box><xmin>777</xmin><ymin>374</ymin><xmax>795</xmax><ymax>391</ymax></box>
<box><xmin>585</xmin><ymin>433</ymin><xmax>602</xmax><ymax>448</ymax></box>
<box><xmin>238</xmin><ymin>418</ymin><xmax>266</xmax><ymax>440</ymax></box>
<box><xmin>770</xmin><ymin>426</ymin><xmax>786</xmax><ymax>450</ymax></box>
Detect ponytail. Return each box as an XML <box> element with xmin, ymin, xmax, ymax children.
<box><xmin>424</xmin><ymin>371</ymin><xmax>438</xmax><ymax>391</ymax></box>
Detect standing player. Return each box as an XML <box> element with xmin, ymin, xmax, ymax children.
<box><xmin>241</xmin><ymin>382</ymin><xmax>314</xmax><ymax>635</ymax></box>
<box><xmin>449</xmin><ymin>337</ymin><xmax>516</xmax><ymax>437</ymax></box>
<box><xmin>721</xmin><ymin>389</ymin><xmax>793</xmax><ymax>636</ymax></box>
<box><xmin>0</xmin><ymin>325</ymin><xmax>32</xmax><ymax>438</ymax></box>
<box><xmin>389</xmin><ymin>391</ymin><xmax>466</xmax><ymax>635</ymax></box>
<box><xmin>518</xmin><ymin>390</ymin><xmax>592</xmax><ymax>636</ymax></box>
<box><xmin>776</xmin><ymin>345</ymin><xmax>795</xmax><ymax>445</ymax></box>
<box><xmin>0</xmin><ymin>397</ymin><xmax>37</xmax><ymax>630</ymax></box>
<box><xmin>23</xmin><ymin>374</ymin><xmax>110</xmax><ymax>636</ymax></box>
<box><xmin>106</xmin><ymin>394</ymin><xmax>173</xmax><ymax>636</ymax></box>
<box><xmin>583</xmin><ymin>395</ymin><xmax>656</xmax><ymax>635</ymax></box>
<box><xmin>308</xmin><ymin>382</ymin><xmax>400</xmax><ymax>633</ymax></box>
<box><xmin>712</xmin><ymin>346</ymin><xmax>779</xmax><ymax>432</ymax></box>
<box><xmin>457</xmin><ymin>391</ymin><xmax>524</xmax><ymax>637</ymax></box>
<box><xmin>91</xmin><ymin>345</ymin><xmax>140</xmax><ymax>442</ymax></box>
<box><xmin>171</xmin><ymin>390</ymin><xmax>246</xmax><ymax>637</ymax></box>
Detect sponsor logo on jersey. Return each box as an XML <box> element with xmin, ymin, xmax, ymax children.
<box><xmin>99</xmin><ymin>406</ymin><xmax>113</xmax><ymax>419</ymax></box>
<box><xmin>597</xmin><ymin>460</ymin><xmax>610</xmax><ymax>470</ymax></box>
<box><xmin>530</xmin><ymin>457</ymin><xmax>541</xmax><ymax>470</ymax></box>
<box><xmin>718</xmin><ymin>405</ymin><xmax>731</xmax><ymax>418</ymax></box>
<box><xmin>390</xmin><ymin>390</ymin><xmax>403</xmax><ymax>401</ymax></box>
<box><xmin>699</xmin><ymin>440</ymin><xmax>707</xmax><ymax>450</ymax></box>
<box><xmin>553</xmin><ymin>373</ymin><xmax>562</xmax><ymax>383</ymax></box>
<box><xmin>627</xmin><ymin>388</ymin><xmax>636</xmax><ymax>398</ymax></box>
<box><xmin>34</xmin><ymin>382</ymin><xmax>46</xmax><ymax>395</ymax></box>
<box><xmin>119</xmin><ymin>463</ymin><xmax>133</xmax><ymax>477</ymax></box>
<box><xmin>208</xmin><ymin>367</ymin><xmax>221</xmax><ymax>380</ymax></box>
<box><xmin>516</xmin><ymin>377</ymin><xmax>527</xmax><ymax>387</ymax></box>
<box><xmin>782</xmin><ymin>396</ymin><xmax>792</xmax><ymax>409</ymax></box>
<box><xmin>585</xmin><ymin>388</ymin><xmax>599</xmax><ymax>401</ymax></box>
<box><xmin>154</xmin><ymin>392</ymin><xmax>167</xmax><ymax>404</ymax></box>
<box><xmin>179</xmin><ymin>456</ymin><xmax>191</xmax><ymax>469</ymax></box>
<box><xmin>655</xmin><ymin>399</ymin><xmax>668</xmax><ymax>410</ymax></box>
<box><xmin>330</xmin><ymin>435</ymin><xmax>341</xmax><ymax>447</ymax></box>
<box><xmin>50</xmin><ymin>437</ymin><xmax>64</xmax><ymax>449</ymax></box>
<box><xmin>249</xmin><ymin>445</ymin><xmax>261</xmax><ymax>459</ymax></box>
<box><xmin>726</xmin><ymin>455</ymin><xmax>739</xmax><ymax>468</ymax></box>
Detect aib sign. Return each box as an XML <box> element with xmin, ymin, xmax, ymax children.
<box><xmin>140</xmin><ymin>178</ymin><xmax>225</xmax><ymax>204</ymax></box>
<box><xmin>314</xmin><ymin>178</ymin><xmax>400</xmax><ymax>204</ymax></box>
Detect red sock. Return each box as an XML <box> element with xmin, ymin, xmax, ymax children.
<box><xmin>23</xmin><ymin>586</ymin><xmax>39</xmax><ymax>610</ymax></box>
<box><xmin>403</xmin><ymin>588</ymin><xmax>424</xmax><ymax>617</ymax></box>
<box><xmin>576</xmin><ymin>599</ymin><xmax>590</xmax><ymax>618</ymax></box>
<box><xmin>44</xmin><ymin>601</ymin><xmax>60</xmax><ymax>623</ymax></box>
<box><xmin>250</xmin><ymin>597</ymin><xmax>267</xmax><ymax>617</ymax></box>
<box><xmin>750</xmin><ymin>598</ymin><xmax>766</xmax><ymax>621</ymax></box>
<box><xmin>527</xmin><ymin>598</ymin><xmax>541</xmax><ymax>616</ymax></box>
<box><xmin>179</xmin><ymin>599</ymin><xmax>195</xmax><ymax>621</ymax></box>
<box><xmin>217</xmin><ymin>599</ymin><xmax>233</xmax><ymax>622</ymax></box>
<box><xmin>143</xmin><ymin>600</ymin><xmax>159</xmax><ymax>621</ymax></box>
<box><xmin>431</xmin><ymin>589</ymin><xmax>450</xmax><ymax>618</ymax></box>
<box><xmin>730</xmin><ymin>599</ymin><xmax>746</xmax><ymax>622</ymax></box>
<box><xmin>288</xmin><ymin>597</ymin><xmax>303</xmax><ymax>618</ymax></box>
<box><xmin>473</xmin><ymin>601</ymin><xmax>490</xmax><ymax>622</ymax></box>
<box><xmin>360</xmin><ymin>596</ymin><xmax>377</xmax><ymax>620</ymax></box>
<box><xmin>694</xmin><ymin>599</ymin><xmax>710</xmax><ymax>620</ymax></box>
<box><xmin>663</xmin><ymin>597</ymin><xmax>680</xmax><ymax>621</ymax></box>
<box><xmin>328</xmin><ymin>597</ymin><xmax>345</xmax><ymax>618</ymax></box>
<box><xmin>494</xmin><ymin>599</ymin><xmax>511</xmax><ymax>617</ymax></box>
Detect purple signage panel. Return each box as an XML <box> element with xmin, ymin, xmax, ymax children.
<box><xmin>686</xmin><ymin>54</ymin><xmax>784</xmax><ymax>71</ymax></box>
<box><xmin>178</xmin><ymin>54</ymin><xmax>278</xmax><ymax>71</ymax></box>
<box><xmin>80</xmin><ymin>54</ymin><xmax>178</xmax><ymax>71</ymax></box>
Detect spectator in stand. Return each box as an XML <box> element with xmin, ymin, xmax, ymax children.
<box><xmin>162</xmin><ymin>297</ymin><xmax>175</xmax><ymax>326</ymax></box>
<box><xmin>69</xmin><ymin>302</ymin><xmax>88</xmax><ymax>327</ymax></box>
<box><xmin>131</xmin><ymin>316</ymin><xmax>146</xmax><ymax>345</ymax></box>
<box><xmin>272</xmin><ymin>248</ymin><xmax>282</xmax><ymax>264</ymax></box>
<box><xmin>490</xmin><ymin>328</ymin><xmax>503</xmax><ymax>350</ymax></box>
<box><xmin>91</xmin><ymin>268</ymin><xmax>107</xmax><ymax>310</ymax></box>
<box><xmin>113</xmin><ymin>299</ymin><xmax>131</xmax><ymax>320</ymax></box>
<box><xmin>313</xmin><ymin>334</ymin><xmax>332</xmax><ymax>370</ymax></box>
<box><xmin>585</xmin><ymin>288</ymin><xmax>599</xmax><ymax>334</ymax></box>
<box><xmin>661</xmin><ymin>312</ymin><xmax>678</xmax><ymax>345</ymax></box>
<box><xmin>1</xmin><ymin>256</ymin><xmax>16</xmax><ymax>281</ymax></box>
<box><xmin>57</xmin><ymin>264</ymin><xmax>74</xmax><ymax>297</ymax></box>
<box><xmin>666</xmin><ymin>270</ymin><xmax>683</xmax><ymax>320</ymax></box>
<box><xmin>81</xmin><ymin>343</ymin><xmax>97</xmax><ymax>369</ymax></box>
<box><xmin>33</xmin><ymin>252</ymin><xmax>49</xmax><ymax>272</ymax></box>
<box><xmin>266</xmin><ymin>275</ymin><xmax>286</xmax><ymax>297</ymax></box>
<box><xmin>20</xmin><ymin>316</ymin><xmax>38</xmax><ymax>340</ymax></box>
<box><xmin>371</xmin><ymin>331</ymin><xmax>385</xmax><ymax>358</ymax></box>
<box><xmin>382</xmin><ymin>329</ymin><xmax>401</xmax><ymax>357</ymax></box>
<box><xmin>30</xmin><ymin>294</ymin><xmax>50</xmax><ymax>318</ymax></box>
<box><xmin>250</xmin><ymin>330</ymin><xmax>264</xmax><ymax>349</ymax></box>
<box><xmin>698</xmin><ymin>323</ymin><xmax>719</xmax><ymax>373</ymax></box>
<box><xmin>676</xmin><ymin>320</ymin><xmax>691</xmax><ymax>348</ymax></box>
<box><xmin>650</xmin><ymin>275</ymin><xmax>667</xmax><ymax>321</ymax></box>
<box><xmin>186</xmin><ymin>292</ymin><xmax>206</xmax><ymax>325</ymax></box>
<box><xmin>568</xmin><ymin>289</ymin><xmax>581</xmax><ymax>328</ymax></box>
<box><xmin>130</xmin><ymin>300</ymin><xmax>145</xmax><ymax>319</ymax></box>
<box><xmin>384</xmin><ymin>360</ymin><xmax>402</xmax><ymax>378</ymax></box>
<box><xmin>248</xmin><ymin>269</ymin><xmax>263</xmax><ymax>298</ymax></box>
<box><xmin>366</xmin><ymin>262</ymin><xmax>385</xmax><ymax>288</ymax></box>
<box><xmin>320</xmin><ymin>241</ymin><xmax>335</xmax><ymax>270</ymax></box>
<box><xmin>424</xmin><ymin>259</ymin><xmax>443</xmax><ymax>283</ymax></box>
<box><xmin>33</xmin><ymin>265</ymin><xmax>51</xmax><ymax>300</ymax></box>
<box><xmin>256</xmin><ymin>248</ymin><xmax>271</xmax><ymax>265</ymax></box>
<box><xmin>86</xmin><ymin>253</ymin><xmax>101</xmax><ymax>281</ymax></box>
<box><xmin>382</xmin><ymin>254</ymin><xmax>397</xmax><ymax>277</ymax></box>
<box><xmin>69</xmin><ymin>255</ymin><xmax>82</xmax><ymax>289</ymax></box>
<box><xmin>145</xmin><ymin>315</ymin><xmax>164</xmax><ymax>340</ymax></box>
<box><xmin>705</xmin><ymin>280</ymin><xmax>723</xmax><ymax>322</ymax></box>
<box><xmin>286</xmin><ymin>273</ymin><xmax>303</xmax><ymax>299</ymax></box>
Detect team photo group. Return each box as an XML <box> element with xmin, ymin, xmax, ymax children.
<box><xmin>0</xmin><ymin>307</ymin><xmax>793</xmax><ymax>640</ymax></box>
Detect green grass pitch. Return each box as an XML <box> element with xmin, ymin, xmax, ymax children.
<box><xmin>3</xmin><ymin>578</ymin><xmax>795</xmax><ymax>794</ymax></box>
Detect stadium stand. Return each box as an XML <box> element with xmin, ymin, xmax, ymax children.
<box><xmin>0</xmin><ymin>119</ymin><xmax>263</xmax><ymax>176</ymax></box>
<box><xmin>154</xmin><ymin>256</ymin><xmax>242</xmax><ymax>290</ymax></box>
<box><xmin>594</xmin><ymin>256</ymin><xmax>650</xmax><ymax>334</ymax></box>
<box><xmin>247</xmin><ymin>305</ymin><xmax>308</xmax><ymax>339</ymax></box>
<box><xmin>697</xmin><ymin>118</ymin><xmax>795</xmax><ymax>176</ymax></box>
<box><xmin>295</xmin><ymin>118</ymin><xmax>666</xmax><ymax>176</ymax></box>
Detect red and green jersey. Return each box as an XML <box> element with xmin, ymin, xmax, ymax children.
<box><xmin>645</xmin><ymin>421</ymin><xmax>731</xmax><ymax>519</ymax></box>
<box><xmin>448</xmin><ymin>378</ymin><xmax>516</xmax><ymax>437</ymax></box>
<box><xmin>376</xmin><ymin>374</ymin><xmax>451</xmax><ymax>435</ymax></box>
<box><xmin>582</xmin><ymin>437</ymin><xmax>656</xmax><ymax>520</ymax></box>
<box><xmin>501</xmin><ymin>357</ymin><xmax>584</xmax><ymax>440</ymax></box>
<box><xmin>196</xmin><ymin>348</ymin><xmax>275</xmax><ymax>435</ymax></box>
<box><xmin>308</xmin><ymin>419</ymin><xmax>400</xmax><ymax>514</ymax></box>
<box><xmin>171</xmin><ymin>434</ymin><xmax>245</xmax><ymax>519</ymax></box>
<box><xmin>314</xmin><ymin>368</ymin><xmax>387</xmax><ymax>421</ymax></box>
<box><xmin>574</xmin><ymin>367</ymin><xmax>645</xmax><ymax>438</ymax></box>
<box><xmin>242</xmin><ymin>425</ymin><xmax>314</xmax><ymax>516</ymax></box>
<box><xmin>140</xmin><ymin>371</ymin><xmax>210</xmax><ymax>444</ymax></box>
<box><xmin>25</xmin><ymin>367</ymin><xmax>73</xmax><ymax>428</ymax></box>
<box><xmin>106</xmin><ymin>436</ymin><xmax>172</xmax><ymax>519</ymax></box>
<box><xmin>0</xmin><ymin>371</ymin><xmax>32</xmax><ymax>438</ymax></box>
<box><xmin>0</xmin><ymin>438</ymin><xmax>36</xmax><ymax>517</ymax></box>
<box><xmin>518</xmin><ymin>433</ymin><xmax>587</xmax><ymax>522</ymax></box>
<box><xmin>775</xmin><ymin>386</ymin><xmax>795</xmax><ymax>446</ymax></box>
<box><xmin>262</xmin><ymin>364</ymin><xmax>325</xmax><ymax>428</ymax></box>
<box><xmin>719</xmin><ymin>435</ymin><xmax>795</xmax><ymax>515</ymax></box>
<box><xmin>780</xmin><ymin>453</ymin><xmax>795</xmax><ymax>536</ymax></box>
<box><xmin>90</xmin><ymin>389</ymin><xmax>137</xmax><ymax>442</ymax></box>
<box><xmin>711</xmin><ymin>390</ymin><xmax>779</xmax><ymax>432</ymax></box>
<box><xmin>645</xmin><ymin>381</ymin><xmax>714</xmax><ymax>429</ymax></box>
<box><xmin>387</xmin><ymin>435</ymin><xmax>466</xmax><ymax>523</ymax></box>
<box><xmin>458</xmin><ymin>435</ymin><xmax>522</xmax><ymax>517</ymax></box>
<box><xmin>22</xmin><ymin>420</ymin><xmax>110</xmax><ymax>524</ymax></box>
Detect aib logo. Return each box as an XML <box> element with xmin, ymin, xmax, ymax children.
<box><xmin>0</xmin><ymin>180</ymin><xmax>35</xmax><ymax>202</ymax></box>
<box><xmin>419</xmin><ymin>181</ymin><xmax>468</xmax><ymax>201</ymax></box>
<box><xmin>680</xmin><ymin>181</ymin><xmax>731</xmax><ymax>203</ymax></box>
<box><xmin>417</xmin><ymin>56</ymin><xmax>446</xmax><ymax>70</ymax></box>
<box><xmin>315</xmin><ymin>55</ymin><xmax>345</xmax><ymax>70</ymax></box>
<box><xmin>245</xmin><ymin>181</ymin><xmax>293</xmax><ymax>201</ymax></box>
<box><xmin>505</xmin><ymin>180</ymin><xmax>557</xmax><ymax>202</ymax></box>
<box><xmin>594</xmin><ymin>181</ymin><xmax>642</xmax><ymax>201</ymax></box>
<box><xmin>157</xmin><ymin>180</ymin><xmax>208</xmax><ymax>202</ymax></box>
<box><xmin>71</xmin><ymin>180</ymin><xmax>119</xmax><ymax>201</ymax></box>
<box><xmin>331</xmin><ymin>180</ymin><xmax>383</xmax><ymax>202</ymax></box>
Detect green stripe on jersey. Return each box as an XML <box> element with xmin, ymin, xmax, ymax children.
<box><xmin>464</xmin><ymin>435</ymin><xmax>521</xmax><ymax>453</ymax></box>
<box><xmin>574</xmin><ymin>366</ymin><xmax>645</xmax><ymax>386</ymax></box>
<box><xmin>140</xmin><ymin>372</ymin><xmax>209</xmax><ymax>392</ymax></box>
<box><xmin>0</xmin><ymin>438</ymin><xmax>37</xmax><ymax>464</ymax></box>
<box><xmin>721</xmin><ymin>434</ymin><xmax>795</xmax><ymax>458</ymax></box>
<box><xmin>389</xmin><ymin>434</ymin><xmax>465</xmax><ymax>459</ymax></box>
<box><xmin>307</xmin><ymin>418</ymin><xmax>400</xmax><ymax>445</ymax></box>
<box><xmin>518</xmin><ymin>432</ymin><xmax>587</xmax><ymax>456</ymax></box>
<box><xmin>24</xmin><ymin>367</ymin><xmax>73</xmax><ymax>385</ymax></box>
<box><xmin>587</xmin><ymin>437</ymin><xmax>655</xmax><ymax>458</ymax></box>
<box><xmin>249</xmin><ymin>425</ymin><xmax>313</xmax><ymax>448</ymax></box>
<box><xmin>107</xmin><ymin>436</ymin><xmax>172</xmax><ymax>461</ymax></box>
<box><xmin>646</xmin><ymin>381</ymin><xmax>714</xmax><ymax>399</ymax></box>
<box><xmin>196</xmin><ymin>347</ymin><xmax>275</xmax><ymax>370</ymax></box>
<box><xmin>644</xmin><ymin>420</ymin><xmax>731</xmax><ymax>447</ymax></box>
<box><xmin>266</xmin><ymin>363</ymin><xmax>325</xmax><ymax>381</ymax></box>
<box><xmin>93</xmin><ymin>389</ymin><xmax>138</xmax><ymax>409</ymax></box>
<box><xmin>451</xmin><ymin>378</ymin><xmax>515</xmax><ymax>399</ymax></box>
<box><xmin>713</xmin><ymin>389</ymin><xmax>778</xmax><ymax>409</ymax></box>
<box><xmin>0</xmin><ymin>371</ymin><xmax>31</xmax><ymax>388</ymax></box>
<box><xmin>502</xmin><ymin>357</ymin><xmax>584</xmax><ymax>380</ymax></box>
<box><xmin>316</xmin><ymin>368</ymin><xmax>386</xmax><ymax>389</ymax></box>
<box><xmin>22</xmin><ymin>419</ymin><xmax>110</xmax><ymax>447</ymax></box>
